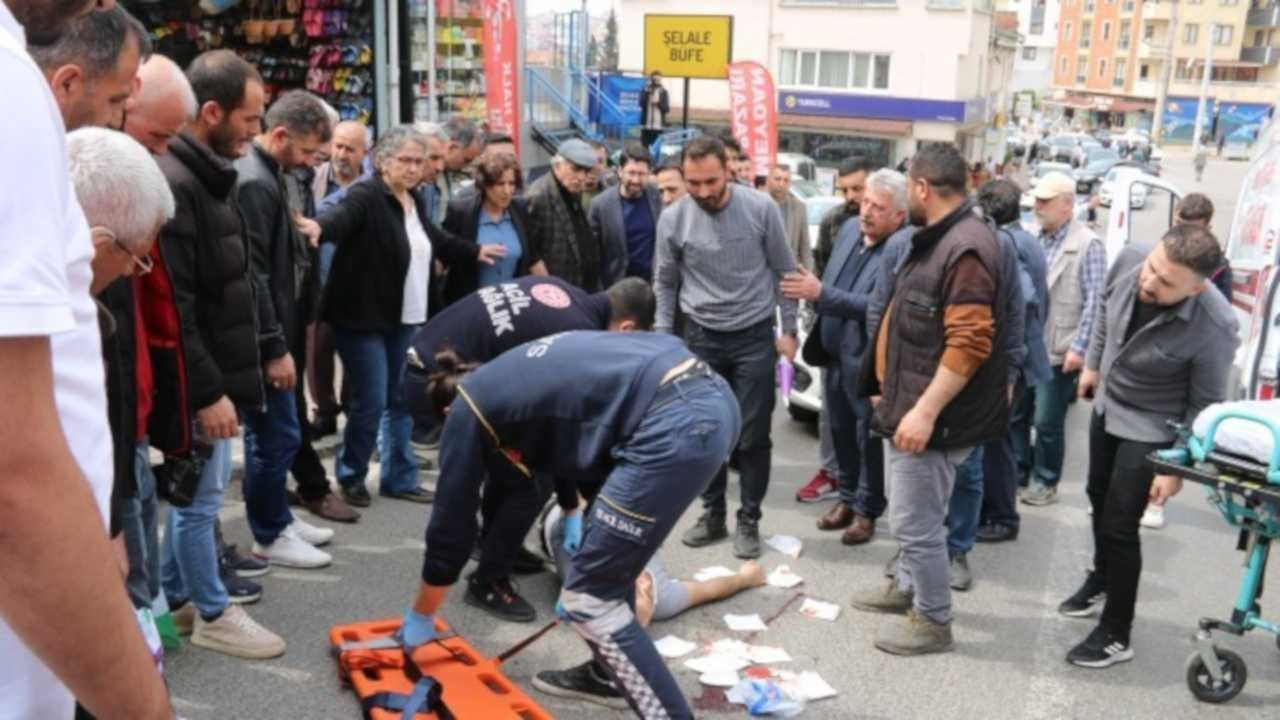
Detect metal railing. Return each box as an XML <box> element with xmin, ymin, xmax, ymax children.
<box><xmin>571</xmin><ymin>66</ymin><xmax>633</xmax><ymax>142</ymax></box>
<box><xmin>1241</xmin><ymin>45</ymin><xmax>1280</xmax><ymax>64</ymax></box>
<box><xmin>1247</xmin><ymin>3</ymin><xmax>1280</xmax><ymax>27</ymax></box>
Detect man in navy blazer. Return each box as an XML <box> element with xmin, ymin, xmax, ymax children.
<box><xmin>781</xmin><ymin>168</ymin><xmax>908</xmax><ymax>546</ymax></box>
<box><xmin>591</xmin><ymin>142</ymin><xmax>664</xmax><ymax>286</ymax></box>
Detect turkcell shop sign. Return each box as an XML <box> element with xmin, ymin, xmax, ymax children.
<box><xmin>779</xmin><ymin>90</ymin><xmax>979</xmax><ymax>124</ymax></box>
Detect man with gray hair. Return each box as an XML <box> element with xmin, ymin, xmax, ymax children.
<box><xmin>438</xmin><ymin>115</ymin><xmax>482</xmax><ymax>220</ymax></box>
<box><xmin>29</xmin><ymin>3</ymin><xmax>147</xmax><ymax>131</ymax></box>
<box><xmin>234</xmin><ymin>89</ymin><xmax>338</xmax><ymax>569</ymax></box>
<box><xmin>123</xmin><ymin>53</ymin><xmax>195</xmax><ymax>156</ymax></box>
<box><xmin>68</xmin><ymin>127</ymin><xmax>174</xmax><ymax>293</ymax></box>
<box><xmin>525</xmin><ymin>138</ymin><xmax>602</xmax><ymax>291</ymax></box>
<box><xmin>781</xmin><ymin>168</ymin><xmax>906</xmax><ymax>547</ymax></box>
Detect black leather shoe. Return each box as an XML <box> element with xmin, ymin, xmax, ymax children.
<box><xmin>340</xmin><ymin>484</ymin><xmax>372</xmax><ymax>508</ymax></box>
<box><xmin>975</xmin><ymin>522</ymin><xmax>1019</xmax><ymax>543</ymax></box>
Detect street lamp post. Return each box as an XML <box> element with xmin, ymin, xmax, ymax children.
<box><xmin>1192</xmin><ymin>23</ymin><xmax>1216</xmax><ymax>157</ymax></box>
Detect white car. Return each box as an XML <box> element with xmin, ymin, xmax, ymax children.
<box><xmin>804</xmin><ymin>195</ymin><xmax>843</xmax><ymax>249</ymax></box>
<box><xmin>782</xmin><ymin>194</ymin><xmax>845</xmax><ymax>422</ymax></box>
<box><xmin>1020</xmin><ymin>161</ymin><xmax>1073</xmax><ymax>211</ymax></box>
<box><xmin>1099</xmin><ymin>166</ymin><xmax>1150</xmax><ymax>209</ymax></box>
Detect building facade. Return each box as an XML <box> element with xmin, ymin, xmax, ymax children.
<box><xmin>1013</xmin><ymin>0</ymin><xmax>1062</xmax><ymax>99</ymax></box>
<box><xmin>1052</xmin><ymin>0</ymin><xmax>1277</xmax><ymax>144</ymax></box>
<box><xmin>619</xmin><ymin>0</ymin><xmax>1018</xmax><ymax>166</ymax></box>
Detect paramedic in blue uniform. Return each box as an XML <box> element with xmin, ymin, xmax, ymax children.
<box><xmin>404</xmin><ymin>275</ymin><xmax>656</xmax><ymax>622</ymax></box>
<box><xmin>1060</xmin><ymin>223</ymin><xmax>1238</xmax><ymax>669</ymax></box>
<box><xmin>400</xmin><ymin>331</ymin><xmax>740</xmax><ymax>720</ymax></box>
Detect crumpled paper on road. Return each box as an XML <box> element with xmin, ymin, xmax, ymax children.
<box><xmin>654</xmin><ymin>634</ymin><xmax>698</xmax><ymax>658</ymax></box>
<box><xmin>767</xmin><ymin>565</ymin><xmax>804</xmax><ymax>588</ymax></box>
<box><xmin>765</xmin><ymin>535</ymin><xmax>803</xmax><ymax>558</ymax></box>
<box><xmin>724</xmin><ymin>613</ymin><xmax>769</xmax><ymax>632</ymax></box>
<box><xmin>798</xmin><ymin>598</ymin><xmax>841</xmax><ymax>621</ymax></box>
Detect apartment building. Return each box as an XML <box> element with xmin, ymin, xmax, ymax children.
<box><xmin>1052</xmin><ymin>0</ymin><xmax>1277</xmax><ymax>144</ymax></box>
<box><xmin>1012</xmin><ymin>0</ymin><xmax>1063</xmax><ymax>97</ymax></box>
<box><xmin>618</xmin><ymin>0</ymin><xmax>1018</xmax><ymax>165</ymax></box>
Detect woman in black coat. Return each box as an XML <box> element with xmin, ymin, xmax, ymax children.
<box><xmin>441</xmin><ymin>152</ymin><xmax>542</xmax><ymax>306</ymax></box>
<box><xmin>315</xmin><ymin>125</ymin><xmax>504</xmax><ymax>507</ymax></box>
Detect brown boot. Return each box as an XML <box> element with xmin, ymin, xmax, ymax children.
<box><xmin>841</xmin><ymin>515</ymin><xmax>876</xmax><ymax>545</ymax></box>
<box><xmin>817</xmin><ymin>501</ymin><xmax>854</xmax><ymax>531</ymax></box>
<box><xmin>304</xmin><ymin>492</ymin><xmax>361</xmax><ymax>523</ymax></box>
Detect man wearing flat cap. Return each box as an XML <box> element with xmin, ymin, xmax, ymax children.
<box><xmin>1021</xmin><ymin>171</ymin><xmax>1106</xmax><ymax>507</ymax></box>
<box><xmin>524</xmin><ymin>138</ymin><xmax>604</xmax><ymax>291</ymax></box>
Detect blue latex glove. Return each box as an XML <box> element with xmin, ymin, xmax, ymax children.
<box><xmin>555</xmin><ymin>599</ymin><xmax>570</xmax><ymax>622</ymax></box>
<box><xmin>562</xmin><ymin>512</ymin><xmax>583</xmax><ymax>554</ymax></box>
<box><xmin>399</xmin><ymin>609</ymin><xmax>437</xmax><ymax>651</ymax></box>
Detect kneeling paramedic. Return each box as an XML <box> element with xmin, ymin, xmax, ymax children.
<box><xmin>405</xmin><ymin>276</ymin><xmax>655</xmax><ymax>622</ymax></box>
<box><xmin>402</xmin><ymin>331</ymin><xmax>740</xmax><ymax>719</ymax></box>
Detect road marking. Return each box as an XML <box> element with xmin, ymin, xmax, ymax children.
<box><xmin>171</xmin><ymin>696</ymin><xmax>214</xmax><ymax>713</ymax></box>
<box><xmin>1021</xmin><ymin>503</ymin><xmax>1092</xmax><ymax>720</ymax></box>
<box><xmin>269</xmin><ymin>570</ymin><xmax>342</xmax><ymax>583</ymax></box>
<box><xmin>253</xmin><ymin>664</ymin><xmax>313</xmax><ymax>684</ymax></box>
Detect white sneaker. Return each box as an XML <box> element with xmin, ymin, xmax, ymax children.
<box><xmin>253</xmin><ymin>528</ymin><xmax>332</xmax><ymax>568</ymax></box>
<box><xmin>288</xmin><ymin>517</ymin><xmax>334</xmax><ymax>547</ymax></box>
<box><xmin>191</xmin><ymin>604</ymin><xmax>286</xmax><ymax>659</ymax></box>
<box><xmin>1140</xmin><ymin>504</ymin><xmax>1165</xmax><ymax>529</ymax></box>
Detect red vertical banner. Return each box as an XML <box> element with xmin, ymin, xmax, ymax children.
<box><xmin>727</xmin><ymin>61</ymin><xmax>777</xmax><ymax>181</ymax></box>
<box><xmin>483</xmin><ymin>0</ymin><xmax>520</xmax><ymax>153</ymax></box>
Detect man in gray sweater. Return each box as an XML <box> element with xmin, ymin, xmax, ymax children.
<box><xmin>654</xmin><ymin>135</ymin><xmax>799</xmax><ymax>559</ymax></box>
<box><xmin>1060</xmin><ymin>223</ymin><xmax>1238</xmax><ymax>670</ymax></box>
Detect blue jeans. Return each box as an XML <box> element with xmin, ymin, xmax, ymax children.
<box><xmin>825</xmin><ymin>366</ymin><xmax>886</xmax><ymax>518</ymax></box>
<box><xmin>161</xmin><ymin>437</ymin><xmax>232</xmax><ymax>617</ymax></box>
<box><xmin>946</xmin><ymin>447</ymin><xmax>985</xmax><ymax>557</ymax></box>
<box><xmin>334</xmin><ymin>324</ymin><xmax>419</xmax><ymax>495</ymax></box>
<box><xmin>1031</xmin><ymin>366</ymin><xmax>1077</xmax><ymax>488</ymax></box>
<box><xmin>561</xmin><ymin>371</ymin><xmax>740</xmax><ymax>719</ymax></box>
<box><xmin>122</xmin><ymin>440</ymin><xmax>160</xmax><ymax>610</ymax></box>
<box><xmin>683</xmin><ymin>319</ymin><xmax>776</xmax><ymax>523</ymax></box>
<box><xmin>243</xmin><ymin>386</ymin><xmax>301</xmax><ymax>544</ymax></box>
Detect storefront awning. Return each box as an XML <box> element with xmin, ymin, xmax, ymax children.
<box><xmin>1043</xmin><ymin>95</ymin><xmax>1152</xmax><ymax>113</ymax></box>
<box><xmin>672</xmin><ymin>107</ymin><xmax>912</xmax><ymax>137</ymax></box>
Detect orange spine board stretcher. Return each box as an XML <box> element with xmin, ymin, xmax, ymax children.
<box><xmin>329</xmin><ymin>617</ymin><xmax>555</xmax><ymax>720</ymax></box>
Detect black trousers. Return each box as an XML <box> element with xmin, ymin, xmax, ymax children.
<box><xmin>1087</xmin><ymin>411</ymin><xmax>1167</xmax><ymax>640</ymax></box>
<box><xmin>474</xmin><ymin>466</ymin><xmax>552</xmax><ymax>582</ymax></box>
<box><xmin>980</xmin><ymin>378</ymin><xmax>1026</xmax><ymax>530</ymax></box>
<box><xmin>289</xmin><ymin>334</ymin><xmax>331</xmax><ymax>501</ymax></box>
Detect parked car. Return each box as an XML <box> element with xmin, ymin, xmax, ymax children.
<box><xmin>1039</xmin><ymin>135</ymin><xmax>1082</xmax><ymax>164</ymax></box>
<box><xmin>777</xmin><ymin>152</ymin><xmax>818</xmax><ymax>183</ymax></box>
<box><xmin>1070</xmin><ymin>138</ymin><xmax>1103</xmax><ymax>168</ymax></box>
<box><xmin>1094</xmin><ymin>128</ymin><xmax>1113</xmax><ymax>147</ymax></box>
<box><xmin>1074</xmin><ymin>149</ymin><xmax>1121</xmax><ymax>192</ymax></box>
<box><xmin>1098</xmin><ymin>165</ymin><xmax>1151</xmax><ymax>209</ymax></box>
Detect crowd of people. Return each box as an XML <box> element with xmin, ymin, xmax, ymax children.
<box><xmin>0</xmin><ymin>2</ymin><xmax>1244</xmax><ymax>719</ymax></box>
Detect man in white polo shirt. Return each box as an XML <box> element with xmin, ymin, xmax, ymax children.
<box><xmin>0</xmin><ymin>2</ymin><xmax>173</xmax><ymax>718</ymax></box>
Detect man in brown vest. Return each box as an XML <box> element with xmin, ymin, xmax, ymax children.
<box><xmin>851</xmin><ymin>144</ymin><xmax>1006</xmax><ymax>656</ymax></box>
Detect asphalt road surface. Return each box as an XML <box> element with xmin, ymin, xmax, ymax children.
<box><xmin>166</xmin><ymin>152</ymin><xmax>1277</xmax><ymax>720</ymax></box>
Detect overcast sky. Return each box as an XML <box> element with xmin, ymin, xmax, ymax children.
<box><xmin>526</xmin><ymin>0</ymin><xmax>615</xmax><ymax>15</ymax></box>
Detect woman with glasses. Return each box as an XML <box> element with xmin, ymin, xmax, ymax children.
<box><xmin>316</xmin><ymin>125</ymin><xmax>505</xmax><ymax>508</ymax></box>
<box><xmin>441</xmin><ymin>152</ymin><xmax>539</xmax><ymax>306</ymax></box>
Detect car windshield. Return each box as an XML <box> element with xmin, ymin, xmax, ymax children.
<box><xmin>1049</xmin><ymin>137</ymin><xmax>1076</xmax><ymax>147</ymax></box>
<box><xmin>1036</xmin><ymin>163</ymin><xmax>1071</xmax><ymax>177</ymax></box>
<box><xmin>806</xmin><ymin>197</ymin><xmax>843</xmax><ymax>225</ymax></box>
<box><xmin>1087</xmin><ymin>150</ymin><xmax>1119</xmax><ymax>165</ymax></box>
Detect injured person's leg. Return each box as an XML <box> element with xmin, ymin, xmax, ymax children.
<box><xmin>541</xmin><ymin>501</ymin><xmax>766</xmax><ymax>626</ymax></box>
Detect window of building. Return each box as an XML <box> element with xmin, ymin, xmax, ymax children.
<box><xmin>1144</xmin><ymin>22</ymin><xmax>1155</xmax><ymax>41</ymax></box>
<box><xmin>1188</xmin><ymin>0</ymin><xmax>1203</xmax><ymax>5</ymax></box>
<box><xmin>1064</xmin><ymin>21</ymin><xmax>1073</xmax><ymax>41</ymax></box>
<box><xmin>1099</xmin><ymin>58</ymin><xmax>1108</xmax><ymax>78</ymax></box>
<box><xmin>779</xmin><ymin>49</ymin><xmax>891</xmax><ymax>91</ymax></box>
<box><xmin>1119</xmin><ymin>20</ymin><xmax>1131</xmax><ymax>48</ymax></box>
<box><xmin>1023</xmin><ymin>46</ymin><xmax>1037</xmax><ymax>61</ymax></box>
<box><xmin>1175</xmin><ymin>58</ymin><xmax>1191</xmax><ymax>79</ymax></box>
<box><xmin>1085</xmin><ymin>0</ymin><xmax>1095</xmax><ymax>11</ymax></box>
<box><xmin>1114</xmin><ymin>58</ymin><xmax>1127</xmax><ymax>86</ymax></box>
<box><xmin>1103</xmin><ymin>21</ymin><xmax>1112</xmax><ymax>41</ymax></box>
<box><xmin>1214</xmin><ymin>25</ymin><xmax>1234</xmax><ymax>46</ymax></box>
<box><xmin>1077</xmin><ymin>56</ymin><xmax>1088</xmax><ymax>82</ymax></box>
<box><xmin>1140</xmin><ymin>62</ymin><xmax>1150</xmax><ymax>79</ymax></box>
<box><xmin>1081</xmin><ymin>20</ymin><xmax>1092</xmax><ymax>47</ymax></box>
<box><xmin>1123</xmin><ymin>0</ymin><xmax>1134</xmax><ymax>9</ymax></box>
<box><xmin>1256</xmin><ymin>30</ymin><xmax>1266</xmax><ymax>47</ymax></box>
<box><xmin>1031</xmin><ymin>18</ymin><xmax>1045</xmax><ymax>34</ymax></box>
<box><xmin>1061</xmin><ymin>56</ymin><xmax>1069</xmax><ymax>74</ymax></box>
<box><xmin>1184</xmin><ymin>24</ymin><xmax>1199</xmax><ymax>44</ymax></box>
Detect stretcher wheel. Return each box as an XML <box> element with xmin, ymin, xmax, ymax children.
<box><xmin>1185</xmin><ymin>647</ymin><xmax>1248</xmax><ymax>704</ymax></box>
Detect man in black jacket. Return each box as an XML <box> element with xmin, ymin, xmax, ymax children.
<box><xmin>525</xmin><ymin>138</ymin><xmax>601</xmax><ymax>291</ymax></box>
<box><xmin>234</xmin><ymin>89</ymin><xmax>336</xmax><ymax>570</ymax></box>
<box><xmin>155</xmin><ymin>49</ymin><xmax>285</xmax><ymax>660</ymax></box>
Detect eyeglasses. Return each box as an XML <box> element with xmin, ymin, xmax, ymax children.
<box><xmin>101</xmin><ymin>228</ymin><xmax>153</xmax><ymax>275</ymax></box>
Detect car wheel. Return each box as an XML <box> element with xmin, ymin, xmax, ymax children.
<box><xmin>788</xmin><ymin>404</ymin><xmax>818</xmax><ymax>423</ymax></box>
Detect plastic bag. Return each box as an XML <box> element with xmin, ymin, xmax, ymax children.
<box><xmin>726</xmin><ymin>678</ymin><xmax>805</xmax><ymax>717</ymax></box>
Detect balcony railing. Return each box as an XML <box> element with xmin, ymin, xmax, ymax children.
<box><xmin>1247</xmin><ymin>4</ymin><xmax>1280</xmax><ymax>27</ymax></box>
<box><xmin>1241</xmin><ymin>45</ymin><xmax>1280</xmax><ymax>63</ymax></box>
